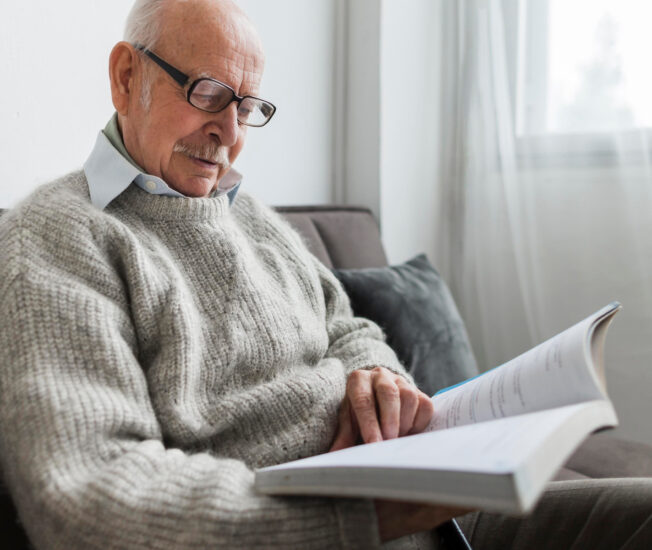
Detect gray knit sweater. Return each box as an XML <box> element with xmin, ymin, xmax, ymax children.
<box><xmin>0</xmin><ymin>172</ymin><xmax>412</xmax><ymax>549</ymax></box>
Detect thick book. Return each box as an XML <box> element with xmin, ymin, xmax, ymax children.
<box><xmin>255</xmin><ymin>302</ymin><xmax>622</xmax><ymax>515</ymax></box>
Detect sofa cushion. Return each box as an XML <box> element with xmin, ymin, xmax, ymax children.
<box><xmin>565</xmin><ymin>431</ymin><xmax>652</xmax><ymax>478</ymax></box>
<box><xmin>333</xmin><ymin>254</ymin><xmax>479</xmax><ymax>395</ymax></box>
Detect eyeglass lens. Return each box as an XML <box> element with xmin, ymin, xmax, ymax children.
<box><xmin>189</xmin><ymin>79</ymin><xmax>273</xmax><ymax>127</ymax></box>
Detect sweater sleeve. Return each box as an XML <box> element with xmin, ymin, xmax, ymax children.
<box><xmin>0</xmin><ymin>217</ymin><xmax>382</xmax><ymax>549</ymax></box>
<box><xmin>315</xmin><ymin>258</ymin><xmax>409</xmax><ymax>379</ymax></box>
<box><xmin>240</xmin><ymin>192</ymin><xmax>409</xmax><ymax>381</ymax></box>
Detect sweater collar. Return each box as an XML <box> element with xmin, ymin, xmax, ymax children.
<box><xmin>83</xmin><ymin>113</ymin><xmax>241</xmax><ymax>210</ymax></box>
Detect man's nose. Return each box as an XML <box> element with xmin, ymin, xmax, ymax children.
<box><xmin>205</xmin><ymin>102</ymin><xmax>239</xmax><ymax>146</ymax></box>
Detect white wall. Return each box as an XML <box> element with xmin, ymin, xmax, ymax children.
<box><xmin>0</xmin><ymin>0</ymin><xmax>336</xmax><ymax>208</ymax></box>
<box><xmin>235</xmin><ymin>0</ymin><xmax>336</xmax><ymax>205</ymax></box>
<box><xmin>380</xmin><ymin>0</ymin><xmax>442</xmax><ymax>265</ymax></box>
<box><xmin>343</xmin><ymin>0</ymin><xmax>444</xmax><ymax>265</ymax></box>
<box><xmin>0</xmin><ymin>0</ymin><xmax>133</xmax><ymax>207</ymax></box>
<box><xmin>339</xmin><ymin>0</ymin><xmax>382</xmax><ymax>214</ymax></box>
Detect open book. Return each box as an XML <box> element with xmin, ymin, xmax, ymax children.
<box><xmin>255</xmin><ymin>302</ymin><xmax>621</xmax><ymax>515</ymax></box>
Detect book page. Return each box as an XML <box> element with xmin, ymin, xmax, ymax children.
<box><xmin>262</xmin><ymin>401</ymin><xmax>615</xmax><ymax>474</ymax></box>
<box><xmin>428</xmin><ymin>303</ymin><xmax>620</xmax><ymax>430</ymax></box>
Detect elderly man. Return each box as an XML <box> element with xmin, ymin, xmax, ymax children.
<box><xmin>0</xmin><ymin>0</ymin><xmax>458</xmax><ymax>547</ymax></box>
<box><xmin>1</xmin><ymin>0</ymin><xmax>651</xmax><ymax>549</ymax></box>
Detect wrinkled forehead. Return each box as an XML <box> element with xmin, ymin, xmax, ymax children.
<box><xmin>156</xmin><ymin>1</ymin><xmax>265</xmax><ymax>92</ymax></box>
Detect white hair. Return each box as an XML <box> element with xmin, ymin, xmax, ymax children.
<box><xmin>124</xmin><ymin>0</ymin><xmax>170</xmax><ymax>109</ymax></box>
<box><xmin>124</xmin><ymin>0</ymin><xmax>168</xmax><ymax>51</ymax></box>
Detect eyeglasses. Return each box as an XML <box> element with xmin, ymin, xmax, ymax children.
<box><xmin>134</xmin><ymin>44</ymin><xmax>276</xmax><ymax>127</ymax></box>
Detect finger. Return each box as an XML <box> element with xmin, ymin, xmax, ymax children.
<box><xmin>409</xmin><ymin>392</ymin><xmax>435</xmax><ymax>435</ymax></box>
<box><xmin>372</xmin><ymin>369</ymin><xmax>401</xmax><ymax>440</ymax></box>
<box><xmin>329</xmin><ymin>398</ymin><xmax>359</xmax><ymax>452</ymax></box>
<box><xmin>348</xmin><ymin>371</ymin><xmax>383</xmax><ymax>443</ymax></box>
<box><xmin>395</xmin><ymin>378</ymin><xmax>419</xmax><ymax>436</ymax></box>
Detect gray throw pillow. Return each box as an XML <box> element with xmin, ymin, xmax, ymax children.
<box><xmin>333</xmin><ymin>254</ymin><xmax>479</xmax><ymax>396</ymax></box>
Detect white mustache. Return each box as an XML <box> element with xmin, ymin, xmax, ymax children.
<box><xmin>173</xmin><ymin>141</ymin><xmax>230</xmax><ymax>166</ymax></box>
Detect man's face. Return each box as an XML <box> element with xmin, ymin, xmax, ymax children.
<box><xmin>120</xmin><ymin>2</ymin><xmax>265</xmax><ymax>197</ymax></box>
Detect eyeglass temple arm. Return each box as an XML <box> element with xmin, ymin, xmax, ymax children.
<box><xmin>134</xmin><ymin>44</ymin><xmax>190</xmax><ymax>88</ymax></box>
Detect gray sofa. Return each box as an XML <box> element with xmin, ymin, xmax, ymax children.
<box><xmin>2</xmin><ymin>204</ymin><xmax>652</xmax><ymax>548</ymax></box>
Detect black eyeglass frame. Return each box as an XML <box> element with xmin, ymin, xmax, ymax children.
<box><xmin>134</xmin><ymin>44</ymin><xmax>276</xmax><ymax>127</ymax></box>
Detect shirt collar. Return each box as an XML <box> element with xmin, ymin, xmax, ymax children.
<box><xmin>83</xmin><ymin>113</ymin><xmax>242</xmax><ymax>210</ymax></box>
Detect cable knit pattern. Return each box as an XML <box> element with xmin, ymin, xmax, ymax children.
<box><xmin>0</xmin><ymin>172</ymin><xmax>409</xmax><ymax>549</ymax></box>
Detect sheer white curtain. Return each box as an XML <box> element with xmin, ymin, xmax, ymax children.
<box><xmin>436</xmin><ymin>0</ymin><xmax>652</xmax><ymax>443</ymax></box>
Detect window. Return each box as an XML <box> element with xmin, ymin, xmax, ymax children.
<box><xmin>517</xmin><ymin>0</ymin><xmax>652</xmax><ymax>137</ymax></box>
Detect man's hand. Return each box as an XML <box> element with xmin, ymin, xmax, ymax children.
<box><xmin>329</xmin><ymin>369</ymin><xmax>468</xmax><ymax>542</ymax></box>
<box><xmin>330</xmin><ymin>366</ymin><xmax>434</xmax><ymax>451</ymax></box>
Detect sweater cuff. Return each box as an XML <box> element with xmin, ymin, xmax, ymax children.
<box><xmin>335</xmin><ymin>498</ymin><xmax>381</xmax><ymax>548</ymax></box>
<box><xmin>341</xmin><ymin>343</ymin><xmax>410</xmax><ymax>382</ymax></box>
<box><xmin>354</xmin><ymin>362</ymin><xmax>415</xmax><ymax>384</ymax></box>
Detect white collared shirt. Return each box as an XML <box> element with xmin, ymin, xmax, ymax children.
<box><xmin>83</xmin><ymin>114</ymin><xmax>241</xmax><ymax>210</ymax></box>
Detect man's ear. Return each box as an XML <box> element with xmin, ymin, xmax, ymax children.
<box><xmin>109</xmin><ymin>42</ymin><xmax>138</xmax><ymax>115</ymax></box>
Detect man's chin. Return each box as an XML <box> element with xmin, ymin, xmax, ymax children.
<box><xmin>169</xmin><ymin>176</ymin><xmax>220</xmax><ymax>198</ymax></box>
